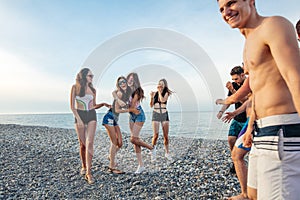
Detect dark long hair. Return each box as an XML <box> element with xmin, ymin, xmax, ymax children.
<box><xmin>116</xmin><ymin>76</ymin><xmax>131</xmax><ymax>102</ymax></box>
<box><xmin>159</xmin><ymin>78</ymin><xmax>173</xmax><ymax>96</ymax></box>
<box><xmin>127</xmin><ymin>72</ymin><xmax>145</xmax><ymax>101</ymax></box>
<box><xmin>75</xmin><ymin>68</ymin><xmax>96</xmax><ymax>97</ymax></box>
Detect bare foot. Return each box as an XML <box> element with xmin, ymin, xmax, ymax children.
<box><xmin>228</xmin><ymin>194</ymin><xmax>249</xmax><ymax>200</ymax></box>
<box><xmin>107</xmin><ymin>156</ymin><xmax>118</xmax><ymax>168</ymax></box>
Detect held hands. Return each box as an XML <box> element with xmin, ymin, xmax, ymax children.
<box><xmin>94</xmin><ymin>103</ymin><xmax>112</xmax><ymax>109</ymax></box>
<box><xmin>104</xmin><ymin>103</ymin><xmax>112</xmax><ymax>108</ymax></box>
<box><xmin>94</xmin><ymin>104</ymin><xmax>101</xmax><ymax>109</ymax></box>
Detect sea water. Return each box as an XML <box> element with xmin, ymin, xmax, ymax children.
<box><xmin>0</xmin><ymin>112</ymin><xmax>229</xmax><ymax>140</ymax></box>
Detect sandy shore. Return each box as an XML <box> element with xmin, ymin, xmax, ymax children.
<box><xmin>0</xmin><ymin>124</ymin><xmax>241</xmax><ymax>199</ymax></box>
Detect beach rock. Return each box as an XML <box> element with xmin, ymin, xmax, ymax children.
<box><xmin>0</xmin><ymin>124</ymin><xmax>242</xmax><ymax>199</ymax></box>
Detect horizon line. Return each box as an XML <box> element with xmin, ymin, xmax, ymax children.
<box><xmin>0</xmin><ymin>110</ymin><xmax>218</xmax><ymax>115</ymax></box>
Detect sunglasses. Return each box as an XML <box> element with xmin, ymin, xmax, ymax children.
<box><xmin>118</xmin><ymin>79</ymin><xmax>127</xmax><ymax>86</ymax></box>
<box><xmin>87</xmin><ymin>74</ymin><xmax>94</xmax><ymax>78</ymax></box>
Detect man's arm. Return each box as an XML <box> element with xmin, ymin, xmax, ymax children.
<box><xmin>216</xmin><ymin>78</ymin><xmax>251</xmax><ymax>105</ymax></box>
<box><xmin>217</xmin><ymin>104</ymin><xmax>230</xmax><ymax>119</ymax></box>
<box><xmin>266</xmin><ymin>16</ymin><xmax>300</xmax><ymax>115</ymax></box>
<box><xmin>243</xmin><ymin>101</ymin><xmax>255</xmax><ymax>148</ymax></box>
<box><xmin>222</xmin><ymin>98</ymin><xmax>249</xmax><ymax>123</ymax></box>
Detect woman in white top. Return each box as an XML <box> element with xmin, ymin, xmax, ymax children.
<box><xmin>70</xmin><ymin>68</ymin><xmax>110</xmax><ymax>184</ymax></box>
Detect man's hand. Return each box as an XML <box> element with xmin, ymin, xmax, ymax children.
<box><xmin>216</xmin><ymin>99</ymin><xmax>226</xmax><ymax>105</ymax></box>
<box><xmin>216</xmin><ymin>111</ymin><xmax>223</xmax><ymax>119</ymax></box>
<box><xmin>222</xmin><ymin>111</ymin><xmax>236</xmax><ymax>123</ymax></box>
<box><xmin>226</xmin><ymin>81</ymin><xmax>234</xmax><ymax>91</ymax></box>
<box><xmin>243</xmin><ymin>129</ymin><xmax>253</xmax><ymax>148</ymax></box>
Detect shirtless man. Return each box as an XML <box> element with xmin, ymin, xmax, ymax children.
<box><xmin>216</xmin><ymin>0</ymin><xmax>300</xmax><ymax>199</ymax></box>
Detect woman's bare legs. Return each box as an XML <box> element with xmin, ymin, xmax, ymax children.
<box><xmin>152</xmin><ymin>121</ymin><xmax>160</xmax><ymax>146</ymax></box>
<box><xmin>229</xmin><ymin>147</ymin><xmax>249</xmax><ymax>200</ymax></box>
<box><xmin>104</xmin><ymin>125</ymin><xmax>123</xmax><ymax>168</ymax></box>
<box><xmin>130</xmin><ymin>122</ymin><xmax>153</xmax><ymax>150</ymax></box>
<box><xmin>85</xmin><ymin>120</ymin><xmax>96</xmax><ymax>181</ymax></box>
<box><xmin>162</xmin><ymin>121</ymin><xmax>169</xmax><ymax>154</ymax></box>
<box><xmin>75</xmin><ymin>124</ymin><xmax>87</xmax><ymax>170</ymax></box>
<box><xmin>130</xmin><ymin>121</ymin><xmax>153</xmax><ymax>167</ymax></box>
<box><xmin>75</xmin><ymin>120</ymin><xmax>96</xmax><ymax>183</ymax></box>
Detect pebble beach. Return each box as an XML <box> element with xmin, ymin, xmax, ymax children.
<box><xmin>0</xmin><ymin>124</ymin><xmax>243</xmax><ymax>199</ymax></box>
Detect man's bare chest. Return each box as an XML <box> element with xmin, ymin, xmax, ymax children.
<box><xmin>243</xmin><ymin>38</ymin><xmax>272</xmax><ymax>69</ymax></box>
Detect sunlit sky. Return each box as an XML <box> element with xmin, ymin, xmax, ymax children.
<box><xmin>0</xmin><ymin>0</ymin><xmax>299</xmax><ymax>114</ymax></box>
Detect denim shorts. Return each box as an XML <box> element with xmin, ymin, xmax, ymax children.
<box><xmin>129</xmin><ymin>106</ymin><xmax>146</xmax><ymax>123</ymax></box>
<box><xmin>102</xmin><ymin>110</ymin><xmax>119</xmax><ymax>126</ymax></box>
<box><xmin>228</xmin><ymin>119</ymin><xmax>246</xmax><ymax>137</ymax></box>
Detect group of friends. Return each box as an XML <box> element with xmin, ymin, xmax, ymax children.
<box><xmin>70</xmin><ymin>70</ymin><xmax>173</xmax><ymax>184</ymax></box>
<box><xmin>70</xmin><ymin>0</ymin><xmax>300</xmax><ymax>199</ymax></box>
<box><xmin>216</xmin><ymin>0</ymin><xmax>300</xmax><ymax>199</ymax></box>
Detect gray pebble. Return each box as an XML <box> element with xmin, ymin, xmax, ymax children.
<box><xmin>0</xmin><ymin>124</ymin><xmax>241</xmax><ymax>199</ymax></box>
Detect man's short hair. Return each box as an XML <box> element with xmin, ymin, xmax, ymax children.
<box><xmin>296</xmin><ymin>19</ymin><xmax>300</xmax><ymax>35</ymax></box>
<box><xmin>230</xmin><ymin>66</ymin><xmax>244</xmax><ymax>75</ymax></box>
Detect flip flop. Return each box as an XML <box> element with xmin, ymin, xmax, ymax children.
<box><xmin>85</xmin><ymin>174</ymin><xmax>95</xmax><ymax>184</ymax></box>
<box><xmin>108</xmin><ymin>167</ymin><xmax>125</xmax><ymax>174</ymax></box>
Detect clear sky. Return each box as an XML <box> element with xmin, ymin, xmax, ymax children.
<box><xmin>0</xmin><ymin>0</ymin><xmax>299</xmax><ymax>114</ymax></box>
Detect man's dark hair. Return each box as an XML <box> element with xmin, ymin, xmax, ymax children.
<box><xmin>230</xmin><ymin>66</ymin><xmax>244</xmax><ymax>75</ymax></box>
<box><xmin>296</xmin><ymin>19</ymin><xmax>300</xmax><ymax>36</ymax></box>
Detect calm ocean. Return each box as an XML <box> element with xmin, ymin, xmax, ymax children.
<box><xmin>0</xmin><ymin>112</ymin><xmax>229</xmax><ymax>140</ymax></box>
